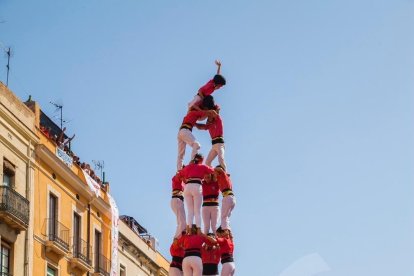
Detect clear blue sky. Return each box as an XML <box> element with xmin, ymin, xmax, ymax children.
<box><xmin>1</xmin><ymin>0</ymin><xmax>414</xmax><ymax>275</ymax></box>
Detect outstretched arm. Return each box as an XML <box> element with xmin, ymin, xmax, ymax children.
<box><xmin>195</xmin><ymin>123</ymin><xmax>208</xmax><ymax>130</ymax></box>
<box><xmin>215</xmin><ymin>60</ymin><xmax>222</xmax><ymax>75</ymax></box>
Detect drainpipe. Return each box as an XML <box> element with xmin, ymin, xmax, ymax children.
<box><xmin>24</xmin><ymin>140</ymin><xmax>32</xmax><ymax>276</ymax></box>
<box><xmin>87</xmin><ymin>203</ymin><xmax>91</xmax><ymax>276</ymax></box>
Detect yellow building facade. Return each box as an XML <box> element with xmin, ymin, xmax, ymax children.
<box><xmin>0</xmin><ymin>82</ymin><xmax>38</xmax><ymax>276</ymax></box>
<box><xmin>26</xmin><ymin>100</ymin><xmax>113</xmax><ymax>276</ymax></box>
<box><xmin>1</xmin><ymin>84</ymin><xmax>170</xmax><ymax>276</ymax></box>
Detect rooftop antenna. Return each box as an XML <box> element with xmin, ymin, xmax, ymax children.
<box><xmin>5</xmin><ymin>47</ymin><xmax>11</xmax><ymax>87</ymax></box>
<box><xmin>92</xmin><ymin>160</ymin><xmax>105</xmax><ymax>180</ymax></box>
<box><xmin>50</xmin><ymin>101</ymin><xmax>63</xmax><ymax>129</ymax></box>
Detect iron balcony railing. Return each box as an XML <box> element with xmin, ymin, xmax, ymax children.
<box><xmin>95</xmin><ymin>254</ymin><xmax>110</xmax><ymax>276</ymax></box>
<box><xmin>0</xmin><ymin>186</ymin><xmax>29</xmax><ymax>228</ymax></box>
<box><xmin>73</xmin><ymin>238</ymin><xmax>92</xmax><ymax>265</ymax></box>
<box><xmin>46</xmin><ymin>218</ymin><xmax>70</xmax><ymax>251</ymax></box>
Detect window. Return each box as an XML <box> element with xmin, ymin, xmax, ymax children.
<box><xmin>48</xmin><ymin>193</ymin><xmax>58</xmax><ymax>239</ymax></box>
<box><xmin>94</xmin><ymin>230</ymin><xmax>102</xmax><ymax>272</ymax></box>
<box><xmin>2</xmin><ymin>159</ymin><xmax>15</xmax><ymax>187</ymax></box>
<box><xmin>120</xmin><ymin>264</ymin><xmax>126</xmax><ymax>276</ymax></box>
<box><xmin>0</xmin><ymin>242</ymin><xmax>10</xmax><ymax>275</ymax></box>
<box><xmin>73</xmin><ymin>213</ymin><xmax>81</xmax><ymax>256</ymax></box>
<box><xmin>47</xmin><ymin>266</ymin><xmax>56</xmax><ymax>276</ymax></box>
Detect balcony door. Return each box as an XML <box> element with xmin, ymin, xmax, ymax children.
<box><xmin>48</xmin><ymin>194</ymin><xmax>58</xmax><ymax>239</ymax></box>
<box><xmin>73</xmin><ymin>213</ymin><xmax>81</xmax><ymax>257</ymax></box>
<box><xmin>94</xmin><ymin>230</ymin><xmax>102</xmax><ymax>272</ymax></box>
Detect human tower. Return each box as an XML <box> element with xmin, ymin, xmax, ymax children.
<box><xmin>169</xmin><ymin>60</ymin><xmax>236</xmax><ymax>276</ymax></box>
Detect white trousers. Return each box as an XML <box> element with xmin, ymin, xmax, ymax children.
<box><xmin>188</xmin><ymin>95</ymin><xmax>202</xmax><ymax>110</ymax></box>
<box><xmin>221</xmin><ymin>262</ymin><xmax>235</xmax><ymax>276</ymax></box>
<box><xmin>183</xmin><ymin>256</ymin><xmax>202</xmax><ymax>276</ymax></box>
<box><xmin>171</xmin><ymin>198</ymin><xmax>186</xmax><ymax>238</ymax></box>
<box><xmin>177</xmin><ymin>129</ymin><xmax>201</xmax><ymax>171</ymax></box>
<box><xmin>221</xmin><ymin>195</ymin><xmax>236</xmax><ymax>230</ymax></box>
<box><xmin>205</xmin><ymin>143</ymin><xmax>226</xmax><ymax>171</ymax></box>
<box><xmin>184</xmin><ymin>184</ymin><xmax>203</xmax><ymax>227</ymax></box>
<box><xmin>202</xmin><ymin>205</ymin><xmax>219</xmax><ymax>234</ymax></box>
<box><xmin>169</xmin><ymin>266</ymin><xmax>183</xmax><ymax>276</ymax></box>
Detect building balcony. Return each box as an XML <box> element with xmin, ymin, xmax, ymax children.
<box><xmin>70</xmin><ymin>238</ymin><xmax>92</xmax><ymax>273</ymax></box>
<box><xmin>0</xmin><ymin>186</ymin><xmax>29</xmax><ymax>232</ymax></box>
<box><xmin>92</xmin><ymin>254</ymin><xmax>110</xmax><ymax>276</ymax></box>
<box><xmin>45</xmin><ymin>219</ymin><xmax>70</xmax><ymax>256</ymax></box>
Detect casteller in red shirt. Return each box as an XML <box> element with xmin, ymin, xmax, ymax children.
<box><xmin>216</xmin><ymin>236</ymin><xmax>234</xmax><ymax>264</ymax></box>
<box><xmin>179</xmin><ymin>163</ymin><xmax>214</xmax><ymax>184</ymax></box>
<box><xmin>170</xmin><ymin>236</ymin><xmax>185</xmax><ymax>270</ymax></box>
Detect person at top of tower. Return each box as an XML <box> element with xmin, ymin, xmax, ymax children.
<box><xmin>214</xmin><ymin>166</ymin><xmax>236</xmax><ymax>231</ymax></box>
<box><xmin>188</xmin><ymin>60</ymin><xmax>226</xmax><ymax>111</ymax></box>
<box><xmin>171</xmin><ymin>169</ymin><xmax>186</xmax><ymax>238</ymax></box>
<box><xmin>182</xmin><ymin>224</ymin><xmax>217</xmax><ymax>276</ymax></box>
<box><xmin>216</xmin><ymin>227</ymin><xmax>235</xmax><ymax>276</ymax></box>
<box><xmin>179</xmin><ymin>153</ymin><xmax>214</xmax><ymax>232</ymax></box>
<box><xmin>201</xmin><ymin>173</ymin><xmax>220</xmax><ymax>234</ymax></box>
<box><xmin>177</xmin><ymin>108</ymin><xmax>217</xmax><ymax>171</ymax></box>
<box><xmin>195</xmin><ymin>111</ymin><xmax>226</xmax><ymax>171</ymax></box>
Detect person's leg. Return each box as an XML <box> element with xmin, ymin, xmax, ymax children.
<box><xmin>177</xmin><ymin>200</ymin><xmax>186</xmax><ymax>235</ymax></box>
<box><xmin>169</xmin><ymin>267</ymin><xmax>183</xmax><ymax>276</ymax></box>
<box><xmin>177</xmin><ymin>131</ymin><xmax>187</xmax><ymax>171</ymax></box>
<box><xmin>171</xmin><ymin>198</ymin><xmax>181</xmax><ymax>238</ymax></box>
<box><xmin>192</xmin><ymin>257</ymin><xmax>203</xmax><ymax>276</ymax></box>
<box><xmin>220</xmin><ymin>263</ymin><xmax>235</xmax><ymax>276</ymax></box>
<box><xmin>202</xmin><ymin>206</ymin><xmax>210</xmax><ymax>234</ymax></box>
<box><xmin>192</xmin><ymin>185</ymin><xmax>203</xmax><ymax>228</ymax></box>
<box><xmin>205</xmin><ymin>146</ymin><xmax>217</xmax><ymax>167</ymax></box>
<box><xmin>180</xmin><ymin>129</ymin><xmax>201</xmax><ymax>161</ymax></box>
<box><xmin>221</xmin><ymin>196</ymin><xmax>235</xmax><ymax>230</ymax></box>
<box><xmin>184</xmin><ymin>185</ymin><xmax>195</xmax><ymax>226</ymax></box>
<box><xmin>211</xmin><ymin>206</ymin><xmax>219</xmax><ymax>233</ymax></box>
<box><xmin>182</xmin><ymin>258</ymin><xmax>192</xmax><ymax>276</ymax></box>
<box><xmin>216</xmin><ymin>143</ymin><xmax>227</xmax><ymax>171</ymax></box>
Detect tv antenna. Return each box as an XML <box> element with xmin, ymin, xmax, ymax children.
<box><xmin>5</xmin><ymin>47</ymin><xmax>11</xmax><ymax>87</ymax></box>
<box><xmin>50</xmin><ymin>101</ymin><xmax>63</xmax><ymax>129</ymax></box>
<box><xmin>92</xmin><ymin>160</ymin><xmax>105</xmax><ymax>180</ymax></box>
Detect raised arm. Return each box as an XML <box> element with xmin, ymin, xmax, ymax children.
<box><xmin>215</xmin><ymin>60</ymin><xmax>222</xmax><ymax>75</ymax></box>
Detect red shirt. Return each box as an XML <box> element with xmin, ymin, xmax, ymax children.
<box><xmin>201</xmin><ymin>241</ymin><xmax>220</xmax><ymax>264</ymax></box>
<box><xmin>170</xmin><ymin>240</ymin><xmax>184</xmax><ymax>257</ymax></box>
<box><xmin>217</xmin><ymin>173</ymin><xmax>233</xmax><ymax>191</ymax></box>
<box><xmin>182</xmin><ymin>110</ymin><xmax>208</xmax><ymax>129</ymax></box>
<box><xmin>199</xmin><ymin>79</ymin><xmax>216</xmax><ymax>97</ymax></box>
<box><xmin>180</xmin><ymin>163</ymin><xmax>214</xmax><ymax>182</ymax></box>
<box><xmin>202</xmin><ymin>180</ymin><xmax>219</xmax><ymax>198</ymax></box>
<box><xmin>172</xmin><ymin>174</ymin><xmax>184</xmax><ymax>192</ymax></box>
<box><xmin>217</xmin><ymin>237</ymin><xmax>234</xmax><ymax>256</ymax></box>
<box><xmin>206</xmin><ymin>115</ymin><xmax>224</xmax><ymax>139</ymax></box>
<box><xmin>183</xmin><ymin>234</ymin><xmax>208</xmax><ymax>251</ymax></box>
